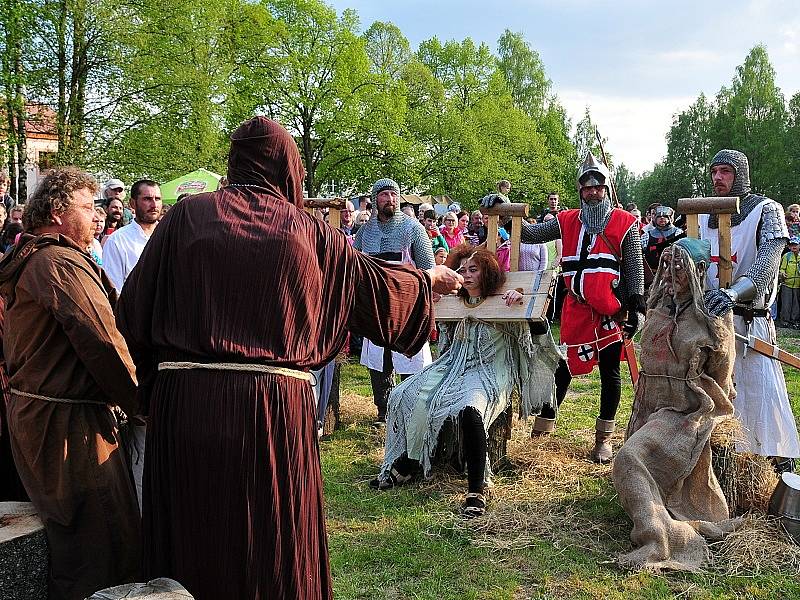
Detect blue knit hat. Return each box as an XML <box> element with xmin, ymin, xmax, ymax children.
<box><xmin>674</xmin><ymin>237</ymin><xmax>712</xmax><ymax>267</ymax></box>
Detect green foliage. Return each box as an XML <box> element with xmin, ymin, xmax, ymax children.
<box><xmin>363</xmin><ymin>21</ymin><xmax>411</xmax><ymax>80</ymax></box>
<box><xmin>636</xmin><ymin>45</ymin><xmax>796</xmax><ymax>206</ymax></box>
<box><xmin>4</xmin><ymin>0</ymin><xmax>583</xmax><ymax>204</ymax></box>
<box><xmin>496</xmin><ymin>29</ymin><xmax>550</xmax><ymax>118</ymax></box>
<box><xmin>614</xmin><ymin>163</ymin><xmax>638</xmax><ymax>208</ymax></box>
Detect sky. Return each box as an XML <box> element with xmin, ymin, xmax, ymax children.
<box><xmin>328</xmin><ymin>0</ymin><xmax>800</xmax><ymax>175</ymax></box>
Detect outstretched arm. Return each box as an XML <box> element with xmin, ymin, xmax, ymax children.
<box><xmin>521</xmin><ymin>218</ymin><xmax>561</xmax><ymax>245</ymax></box>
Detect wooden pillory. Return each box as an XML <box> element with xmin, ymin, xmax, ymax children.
<box><xmin>436</xmin><ymin>202</ymin><xmax>555</xmax><ymax>323</ymax></box>
<box><xmin>303</xmin><ymin>197</ymin><xmax>349</xmax><ymax>435</ymax></box>
<box><xmin>433</xmin><ymin>202</ymin><xmax>556</xmax><ymax>465</ymax></box>
<box><xmin>304</xmin><ymin>197</ymin><xmax>347</xmax><ymax>229</ymax></box>
<box><xmin>676</xmin><ymin>196</ymin><xmax>739</xmax><ymax>288</ymax></box>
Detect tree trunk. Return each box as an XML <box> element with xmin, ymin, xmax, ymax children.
<box><xmin>432</xmin><ymin>406</ymin><xmax>511</xmax><ymax>474</ymax></box>
<box><xmin>302</xmin><ymin>123</ymin><xmax>315</xmax><ymax>198</ymax></box>
<box><xmin>13</xmin><ymin>41</ymin><xmax>26</xmax><ymax>201</ymax></box>
<box><xmin>56</xmin><ymin>0</ymin><xmax>68</xmax><ymax>165</ymax></box>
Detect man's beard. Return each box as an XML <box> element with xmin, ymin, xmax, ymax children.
<box><xmin>135</xmin><ymin>206</ymin><xmax>159</xmax><ymax>224</ymax></box>
<box><xmin>380</xmin><ymin>204</ymin><xmax>395</xmax><ymax>219</ymax></box>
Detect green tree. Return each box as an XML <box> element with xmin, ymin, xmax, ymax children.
<box><xmin>572</xmin><ymin>106</ymin><xmax>609</xmax><ymax>167</ymax></box>
<box><xmin>784</xmin><ymin>92</ymin><xmax>800</xmax><ymax>202</ymax></box>
<box><xmin>634</xmin><ymin>161</ymin><xmax>689</xmax><ymax>210</ymax></box>
<box><xmin>665</xmin><ymin>93</ymin><xmax>714</xmax><ymax>197</ymax></box>
<box><xmin>0</xmin><ymin>0</ymin><xmax>31</xmax><ymax>199</ymax></box>
<box><xmin>496</xmin><ymin>29</ymin><xmax>549</xmax><ymax>118</ymax></box>
<box><xmin>230</xmin><ymin>0</ymin><xmax>378</xmax><ymax>197</ymax></box>
<box><xmin>711</xmin><ymin>45</ymin><xmax>788</xmax><ymax>201</ymax></box>
<box><xmin>417</xmin><ymin>37</ymin><xmax>495</xmax><ymax>112</ymax></box>
<box><xmin>100</xmin><ymin>0</ymin><xmax>242</xmax><ymax>181</ymax></box>
<box><xmin>363</xmin><ymin>21</ymin><xmax>410</xmax><ymax>79</ymax></box>
<box><xmin>614</xmin><ymin>163</ymin><xmax>638</xmax><ymax>208</ymax></box>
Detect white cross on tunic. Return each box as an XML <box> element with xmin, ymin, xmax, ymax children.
<box><xmin>577</xmin><ymin>344</ymin><xmax>595</xmax><ymax>362</ymax></box>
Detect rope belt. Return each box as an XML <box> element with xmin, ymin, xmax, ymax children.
<box><xmin>10</xmin><ymin>388</ymin><xmax>107</xmax><ymax>405</ymax></box>
<box><xmin>158</xmin><ymin>361</ymin><xmax>313</xmax><ymax>382</ymax></box>
<box><xmin>638</xmin><ymin>371</ymin><xmax>702</xmax><ymax>382</ymax></box>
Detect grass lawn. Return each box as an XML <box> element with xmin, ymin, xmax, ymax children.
<box><xmin>321</xmin><ymin>326</ymin><xmax>800</xmax><ymax>599</ymax></box>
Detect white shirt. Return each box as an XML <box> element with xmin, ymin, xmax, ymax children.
<box><xmin>519</xmin><ymin>242</ymin><xmax>548</xmax><ymax>271</ymax></box>
<box><xmin>102</xmin><ymin>220</ymin><xmax>152</xmax><ymax>292</ymax></box>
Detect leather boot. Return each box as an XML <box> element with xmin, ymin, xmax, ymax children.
<box><xmin>531</xmin><ymin>416</ymin><xmax>556</xmax><ymax>438</ymax></box>
<box><xmin>591</xmin><ymin>418</ymin><xmax>615</xmax><ymax>463</ymax></box>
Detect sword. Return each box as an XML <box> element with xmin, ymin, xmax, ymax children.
<box><xmin>734</xmin><ymin>332</ymin><xmax>800</xmax><ymax>369</ymax></box>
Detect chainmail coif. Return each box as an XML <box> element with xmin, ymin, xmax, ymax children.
<box><xmin>709</xmin><ymin>149</ymin><xmax>755</xmax><ymax>228</ymax></box>
<box><xmin>580</xmin><ymin>197</ymin><xmax>613</xmax><ymax>235</ymax></box>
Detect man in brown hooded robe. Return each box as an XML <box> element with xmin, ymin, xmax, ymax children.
<box><xmin>0</xmin><ymin>167</ymin><xmax>140</xmax><ymax>600</ymax></box>
<box><xmin>116</xmin><ymin>116</ymin><xmax>462</xmax><ymax>600</ymax></box>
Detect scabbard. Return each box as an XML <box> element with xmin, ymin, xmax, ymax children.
<box><xmin>623</xmin><ymin>337</ymin><xmax>640</xmax><ymax>386</ymax></box>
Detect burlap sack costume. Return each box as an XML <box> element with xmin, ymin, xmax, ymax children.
<box><xmin>613</xmin><ymin>239</ymin><xmax>741</xmax><ymax>572</ymax></box>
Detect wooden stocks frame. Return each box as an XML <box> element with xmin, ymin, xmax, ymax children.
<box><xmin>436</xmin><ymin>202</ymin><xmax>555</xmax><ymax>322</ymax></box>
<box><xmin>676</xmin><ymin>196</ymin><xmax>739</xmax><ymax>288</ymax></box>
<box><xmin>304</xmin><ymin>197</ymin><xmax>347</xmax><ymax>229</ymax></box>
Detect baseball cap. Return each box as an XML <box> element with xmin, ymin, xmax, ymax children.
<box><xmin>104</xmin><ymin>178</ymin><xmax>125</xmax><ymax>192</ymax></box>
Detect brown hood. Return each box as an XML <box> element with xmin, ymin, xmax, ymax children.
<box><xmin>0</xmin><ymin>233</ymin><xmax>116</xmax><ymax>307</ymax></box>
<box><xmin>226</xmin><ymin>116</ymin><xmax>306</xmax><ymax>208</ymax></box>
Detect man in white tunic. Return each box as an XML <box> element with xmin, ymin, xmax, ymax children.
<box><xmin>353</xmin><ymin>178</ymin><xmax>434</xmax><ymax>424</ymax></box>
<box><xmin>103</xmin><ymin>179</ymin><xmax>162</xmax><ymax>292</ymax></box>
<box><xmin>701</xmin><ymin>149</ymin><xmax>799</xmax><ymax>472</ymax></box>
<box><xmin>101</xmin><ymin>178</ymin><xmax>162</xmax><ymax>508</ymax></box>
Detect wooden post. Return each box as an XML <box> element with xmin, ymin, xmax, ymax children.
<box><xmin>685</xmin><ymin>214</ymin><xmax>700</xmax><ymax>239</ymax></box>
<box><xmin>717</xmin><ymin>213</ymin><xmax>733</xmax><ymax>288</ymax></box>
<box><xmin>304</xmin><ymin>198</ymin><xmax>347</xmax><ymax>229</ymax></box>
<box><xmin>676</xmin><ymin>196</ymin><xmax>739</xmax><ymax>288</ymax></box>
<box><xmin>486</xmin><ymin>215</ymin><xmax>499</xmax><ymax>252</ymax></box>
<box><xmin>480</xmin><ymin>203</ymin><xmax>529</xmax><ymax>268</ymax></box>
<box><xmin>328</xmin><ymin>208</ymin><xmax>341</xmax><ymax>229</ymax></box>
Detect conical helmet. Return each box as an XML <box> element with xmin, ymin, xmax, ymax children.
<box><xmin>576</xmin><ymin>151</ymin><xmax>611</xmax><ymax>191</ymax></box>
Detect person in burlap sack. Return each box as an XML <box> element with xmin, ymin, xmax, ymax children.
<box><xmin>613</xmin><ymin>238</ymin><xmax>741</xmax><ymax>572</ymax></box>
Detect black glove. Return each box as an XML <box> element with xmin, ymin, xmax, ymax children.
<box><xmin>623</xmin><ymin>294</ymin><xmax>645</xmax><ymax>338</ymax></box>
<box><xmin>704</xmin><ymin>289</ymin><xmax>736</xmax><ymax>317</ymax></box>
<box><xmin>479</xmin><ymin>193</ymin><xmax>508</xmax><ymax>209</ymax></box>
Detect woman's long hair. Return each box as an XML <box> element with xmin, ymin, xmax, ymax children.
<box><xmin>446</xmin><ymin>244</ymin><xmax>506</xmax><ymax>299</ymax></box>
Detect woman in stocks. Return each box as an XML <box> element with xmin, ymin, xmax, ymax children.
<box><xmin>371</xmin><ymin>245</ymin><xmax>560</xmax><ymax>517</ymax></box>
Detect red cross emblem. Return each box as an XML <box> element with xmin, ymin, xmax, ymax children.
<box><xmin>711</xmin><ymin>253</ymin><xmax>737</xmax><ymax>282</ymax></box>
<box><xmin>710</xmin><ymin>253</ymin><xmax>737</xmax><ymax>265</ymax></box>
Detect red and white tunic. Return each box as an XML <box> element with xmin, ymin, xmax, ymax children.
<box><xmin>557</xmin><ymin>209</ymin><xmax>638</xmax><ymax>375</ymax></box>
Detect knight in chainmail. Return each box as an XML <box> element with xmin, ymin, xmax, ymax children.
<box><xmin>512</xmin><ymin>151</ymin><xmax>645</xmax><ymax>463</ymax></box>
<box><xmin>354</xmin><ymin>178</ymin><xmax>436</xmax><ymax>424</ymax></box>
<box><xmin>700</xmin><ymin>149</ymin><xmax>799</xmax><ymax>470</ymax></box>
<box><xmin>641</xmin><ymin>205</ymin><xmax>685</xmax><ymax>274</ymax></box>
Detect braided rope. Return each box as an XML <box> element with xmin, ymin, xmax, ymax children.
<box><xmin>10</xmin><ymin>388</ymin><xmax>107</xmax><ymax>405</ymax></box>
<box><xmin>158</xmin><ymin>362</ymin><xmax>313</xmax><ymax>382</ymax></box>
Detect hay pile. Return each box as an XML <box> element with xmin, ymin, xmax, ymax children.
<box><xmin>339</xmin><ymin>385</ymin><xmax>797</xmax><ymax>576</ymax></box>
<box><xmin>708</xmin><ymin>513</ymin><xmax>800</xmax><ymax>575</ymax></box>
<box><xmin>711</xmin><ymin>418</ymin><xmax>779</xmax><ymax>514</ymax></box>
<box><xmin>451</xmin><ymin>427</ymin><xmax>629</xmax><ymax>555</ymax></box>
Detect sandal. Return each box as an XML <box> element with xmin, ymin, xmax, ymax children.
<box><xmin>461</xmin><ymin>492</ymin><xmax>487</xmax><ymax>518</ymax></box>
<box><xmin>369</xmin><ymin>467</ymin><xmax>413</xmax><ymax>491</ymax></box>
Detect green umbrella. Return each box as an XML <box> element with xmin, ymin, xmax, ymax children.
<box><xmin>160</xmin><ymin>168</ymin><xmax>222</xmax><ymax>204</ymax></box>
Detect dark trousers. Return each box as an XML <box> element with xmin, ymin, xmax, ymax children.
<box><xmin>394</xmin><ymin>407</ymin><xmax>487</xmax><ymax>493</ymax></box>
<box><xmin>369</xmin><ymin>347</ymin><xmax>409</xmax><ymax>419</ymax></box>
<box><xmin>540</xmin><ymin>341</ymin><xmax>622</xmax><ymax>421</ymax></box>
